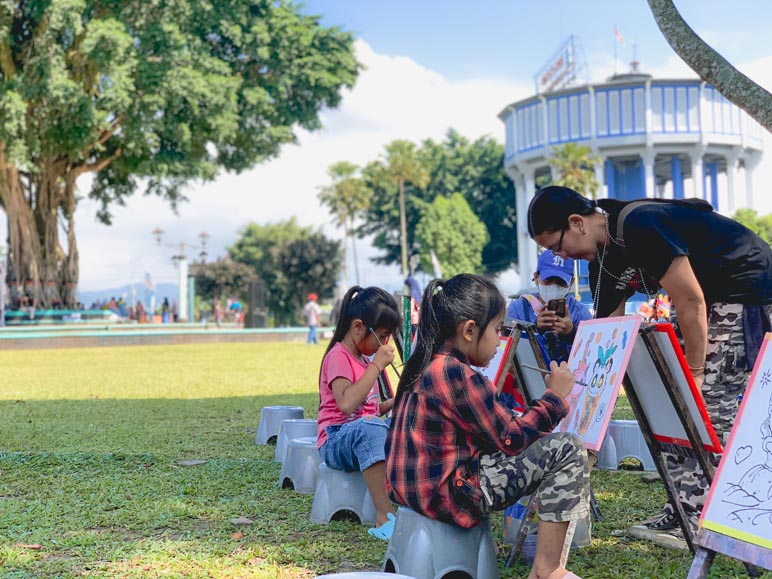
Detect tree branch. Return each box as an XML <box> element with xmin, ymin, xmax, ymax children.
<box><xmin>82</xmin><ymin>115</ymin><xmax>125</xmax><ymax>158</ymax></box>
<box><xmin>648</xmin><ymin>0</ymin><xmax>772</xmax><ymax>133</ymax></box>
<box><xmin>72</xmin><ymin>149</ymin><xmax>122</xmax><ymax>179</ymax></box>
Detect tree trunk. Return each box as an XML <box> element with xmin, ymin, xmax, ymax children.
<box><xmin>0</xmin><ymin>146</ymin><xmax>80</xmax><ymax>310</ymax></box>
<box><xmin>0</xmin><ymin>162</ymin><xmax>45</xmax><ymax>308</ymax></box>
<box><xmin>347</xmin><ymin>218</ymin><xmax>360</xmax><ymax>285</ymax></box>
<box><xmin>34</xmin><ymin>163</ymin><xmax>65</xmax><ymax>308</ymax></box>
<box><xmin>648</xmin><ymin>0</ymin><xmax>772</xmax><ymax>133</ymax></box>
<box><xmin>62</xmin><ymin>174</ymin><xmax>79</xmax><ymax>308</ymax></box>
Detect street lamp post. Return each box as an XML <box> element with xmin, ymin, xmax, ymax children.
<box><xmin>152</xmin><ymin>229</ymin><xmax>209</xmax><ymax>323</ymax></box>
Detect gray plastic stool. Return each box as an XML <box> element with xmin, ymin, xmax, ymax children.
<box><xmin>278</xmin><ymin>436</ymin><xmax>321</xmax><ymax>494</ymax></box>
<box><xmin>275</xmin><ymin>419</ymin><xmax>318</xmax><ymax>463</ymax></box>
<box><xmin>317</xmin><ymin>573</ymin><xmax>418</xmax><ymax>578</ymax></box>
<box><xmin>382</xmin><ymin>506</ymin><xmax>500</xmax><ymax>579</ymax></box>
<box><xmin>310</xmin><ymin>463</ymin><xmax>376</xmax><ymax>525</ymax></box>
<box><xmin>596</xmin><ymin>419</ymin><xmax>656</xmax><ymax>471</ymax></box>
<box><xmin>255</xmin><ymin>405</ymin><xmax>304</xmax><ymax>445</ymax></box>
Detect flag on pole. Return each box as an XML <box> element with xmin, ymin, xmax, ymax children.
<box><xmin>614</xmin><ymin>28</ymin><xmax>625</xmax><ymax>45</ymax></box>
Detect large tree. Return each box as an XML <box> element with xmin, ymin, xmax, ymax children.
<box><xmin>358</xmin><ymin>130</ymin><xmax>517</xmax><ymax>276</ymax></box>
<box><xmin>191</xmin><ymin>257</ymin><xmax>257</xmax><ymax>303</ymax></box>
<box><xmin>647</xmin><ymin>0</ymin><xmax>772</xmax><ymax>133</ymax></box>
<box><xmin>379</xmin><ymin>140</ymin><xmax>430</xmax><ymax>281</ymax></box>
<box><xmin>318</xmin><ymin>161</ymin><xmax>371</xmax><ymax>285</ymax></box>
<box><xmin>420</xmin><ymin>130</ymin><xmax>517</xmax><ymax>276</ymax></box>
<box><xmin>228</xmin><ymin>218</ymin><xmax>341</xmax><ymax>325</ymax></box>
<box><xmin>273</xmin><ymin>234</ymin><xmax>341</xmax><ymax>325</ymax></box>
<box><xmin>0</xmin><ymin>0</ymin><xmax>359</xmax><ymax>308</ymax></box>
<box><xmin>415</xmin><ymin>193</ymin><xmax>488</xmax><ymax>277</ymax></box>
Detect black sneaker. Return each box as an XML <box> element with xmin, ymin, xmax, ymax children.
<box><xmin>644</xmin><ymin>512</ymin><xmax>679</xmax><ymax>531</ymax></box>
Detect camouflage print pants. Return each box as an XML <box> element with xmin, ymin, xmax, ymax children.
<box><xmin>663</xmin><ymin>302</ymin><xmax>772</xmax><ymax>530</ymax></box>
<box><xmin>478</xmin><ymin>432</ymin><xmax>590</xmax><ymax>522</ymax></box>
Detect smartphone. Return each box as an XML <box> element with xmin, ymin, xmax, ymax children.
<box><xmin>547</xmin><ymin>298</ymin><xmax>566</xmax><ymax>317</ymax></box>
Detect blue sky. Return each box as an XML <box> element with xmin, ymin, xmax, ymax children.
<box><xmin>56</xmin><ymin>1</ymin><xmax>772</xmax><ymax>295</ymax></box>
<box><xmin>303</xmin><ymin>0</ymin><xmax>772</xmax><ymax>83</ymax></box>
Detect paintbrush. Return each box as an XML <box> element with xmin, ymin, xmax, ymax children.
<box><xmin>368</xmin><ymin>327</ymin><xmax>402</xmax><ymax>378</ymax></box>
<box><xmin>520</xmin><ymin>363</ymin><xmax>588</xmax><ymax>387</ymax></box>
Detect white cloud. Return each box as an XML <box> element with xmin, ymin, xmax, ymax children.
<box><xmin>70</xmin><ymin>39</ymin><xmax>532</xmax><ymax>291</ymax></box>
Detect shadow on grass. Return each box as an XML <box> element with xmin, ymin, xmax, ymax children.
<box><xmin>0</xmin><ymin>393</ymin><xmax>318</xmax><ymax>457</ymax></box>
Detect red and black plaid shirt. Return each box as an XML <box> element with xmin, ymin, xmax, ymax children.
<box><xmin>385</xmin><ymin>346</ymin><xmax>568</xmax><ymax>528</ymax></box>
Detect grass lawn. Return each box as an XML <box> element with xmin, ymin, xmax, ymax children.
<box><xmin>0</xmin><ymin>342</ymin><xmax>766</xmax><ymax>578</ymax></box>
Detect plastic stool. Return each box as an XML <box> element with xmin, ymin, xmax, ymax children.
<box><xmin>317</xmin><ymin>573</ymin><xmax>418</xmax><ymax>578</ymax></box>
<box><xmin>596</xmin><ymin>419</ymin><xmax>656</xmax><ymax>471</ymax></box>
<box><xmin>275</xmin><ymin>419</ymin><xmax>318</xmax><ymax>463</ymax></box>
<box><xmin>278</xmin><ymin>436</ymin><xmax>321</xmax><ymax>494</ymax></box>
<box><xmin>255</xmin><ymin>405</ymin><xmax>304</xmax><ymax>445</ymax></box>
<box><xmin>310</xmin><ymin>463</ymin><xmax>376</xmax><ymax>525</ymax></box>
<box><xmin>382</xmin><ymin>506</ymin><xmax>500</xmax><ymax>579</ymax></box>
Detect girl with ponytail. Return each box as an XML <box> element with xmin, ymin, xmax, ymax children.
<box><xmin>386</xmin><ymin>273</ymin><xmax>590</xmax><ymax>579</ymax></box>
<box><xmin>317</xmin><ymin>285</ymin><xmax>401</xmax><ymax>540</ymax></box>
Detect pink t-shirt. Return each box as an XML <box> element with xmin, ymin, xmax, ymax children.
<box><xmin>317</xmin><ymin>342</ymin><xmax>380</xmax><ymax>448</ymax></box>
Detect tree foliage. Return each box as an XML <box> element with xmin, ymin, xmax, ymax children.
<box><xmin>191</xmin><ymin>257</ymin><xmax>257</xmax><ymax>303</ymax></box>
<box><xmin>415</xmin><ymin>193</ymin><xmax>488</xmax><ymax>277</ymax></box>
<box><xmin>318</xmin><ymin>161</ymin><xmax>371</xmax><ymax>284</ymax></box>
<box><xmin>357</xmin><ymin>130</ymin><xmax>517</xmax><ymax>276</ymax></box>
<box><xmin>0</xmin><ymin>0</ymin><xmax>359</xmax><ymax>308</ymax></box>
<box><xmin>273</xmin><ymin>234</ymin><xmax>342</xmax><ymax>325</ymax></box>
<box><xmin>732</xmin><ymin>208</ymin><xmax>772</xmax><ymax>246</ymax></box>
<box><xmin>647</xmin><ymin>0</ymin><xmax>772</xmax><ymax>132</ymax></box>
<box><xmin>547</xmin><ymin>143</ymin><xmax>601</xmax><ymax>199</ymax></box>
<box><xmin>228</xmin><ymin>218</ymin><xmax>341</xmax><ymax>325</ymax></box>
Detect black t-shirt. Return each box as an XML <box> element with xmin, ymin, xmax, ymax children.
<box><xmin>589</xmin><ymin>202</ymin><xmax>772</xmax><ymax>317</ymax></box>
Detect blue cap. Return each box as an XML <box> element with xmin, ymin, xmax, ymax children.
<box><xmin>537</xmin><ymin>250</ymin><xmax>574</xmax><ymax>284</ymax></box>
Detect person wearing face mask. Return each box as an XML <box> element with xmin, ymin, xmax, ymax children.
<box><xmin>506</xmin><ymin>250</ymin><xmax>592</xmax><ymax>364</ymax></box>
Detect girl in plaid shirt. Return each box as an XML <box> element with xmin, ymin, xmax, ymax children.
<box><xmin>386</xmin><ymin>274</ymin><xmax>590</xmax><ymax>579</ymax></box>
<box><xmin>317</xmin><ymin>286</ymin><xmax>401</xmax><ymax>540</ymax></box>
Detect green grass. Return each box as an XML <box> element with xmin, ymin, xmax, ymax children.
<box><xmin>0</xmin><ymin>343</ymin><xmax>767</xmax><ymax>578</ymax></box>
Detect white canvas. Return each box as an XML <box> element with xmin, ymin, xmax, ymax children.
<box><xmin>625</xmin><ymin>324</ymin><xmax>721</xmax><ymax>452</ymax></box>
<box><xmin>700</xmin><ymin>334</ymin><xmax>772</xmax><ymax>550</ymax></box>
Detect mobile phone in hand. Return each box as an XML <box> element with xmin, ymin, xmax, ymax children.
<box><xmin>547</xmin><ymin>298</ymin><xmax>566</xmax><ymax>317</ymax></box>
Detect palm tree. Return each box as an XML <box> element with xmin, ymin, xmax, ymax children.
<box><xmin>380</xmin><ymin>141</ymin><xmax>430</xmax><ymax>280</ymax></box>
<box><xmin>547</xmin><ymin>143</ymin><xmax>601</xmax><ymax>199</ymax></box>
<box><xmin>318</xmin><ymin>161</ymin><xmax>372</xmax><ymax>285</ymax></box>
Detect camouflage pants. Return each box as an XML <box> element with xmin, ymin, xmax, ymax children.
<box><xmin>663</xmin><ymin>302</ymin><xmax>772</xmax><ymax>530</ymax></box>
<box><xmin>478</xmin><ymin>432</ymin><xmax>590</xmax><ymax>522</ymax></box>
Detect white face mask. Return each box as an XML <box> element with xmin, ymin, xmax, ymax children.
<box><xmin>538</xmin><ymin>282</ymin><xmax>570</xmax><ymax>303</ymax></box>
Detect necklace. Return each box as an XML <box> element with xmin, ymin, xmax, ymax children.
<box><xmin>593</xmin><ymin>212</ymin><xmax>656</xmax><ymax>318</ymax></box>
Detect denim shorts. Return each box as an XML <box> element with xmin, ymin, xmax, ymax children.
<box><xmin>319</xmin><ymin>416</ymin><xmax>390</xmax><ymax>472</ymax></box>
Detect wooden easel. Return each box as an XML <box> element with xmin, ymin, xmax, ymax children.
<box><xmin>687</xmin><ymin>529</ymin><xmax>770</xmax><ymax>578</ymax></box>
<box><xmin>503</xmin><ymin>321</ymin><xmax>601</xmax><ymax>568</ymax></box>
<box><xmin>622</xmin><ymin>324</ymin><xmax>719</xmax><ymax>554</ymax></box>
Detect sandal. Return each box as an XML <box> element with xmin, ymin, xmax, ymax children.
<box><xmin>645</xmin><ymin>512</ymin><xmax>679</xmax><ymax>531</ymax></box>
<box><xmin>367</xmin><ymin>513</ymin><xmax>396</xmax><ymax>541</ymax></box>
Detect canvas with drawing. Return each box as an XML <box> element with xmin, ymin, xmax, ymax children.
<box><xmin>556</xmin><ymin>316</ymin><xmax>641</xmax><ymax>451</ymax></box>
<box><xmin>699</xmin><ymin>334</ymin><xmax>772</xmax><ymax>550</ymax></box>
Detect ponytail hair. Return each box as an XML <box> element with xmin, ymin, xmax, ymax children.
<box><xmin>394</xmin><ymin>274</ymin><xmax>506</xmax><ymax>407</ymax></box>
<box><xmin>320</xmin><ymin>286</ymin><xmax>401</xmax><ymax>379</ymax></box>
<box><xmin>527</xmin><ymin>185</ymin><xmax>596</xmax><ymax>237</ymax></box>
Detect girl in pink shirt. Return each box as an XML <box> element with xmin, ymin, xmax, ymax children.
<box><xmin>318</xmin><ymin>285</ymin><xmax>401</xmax><ymax>540</ymax></box>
